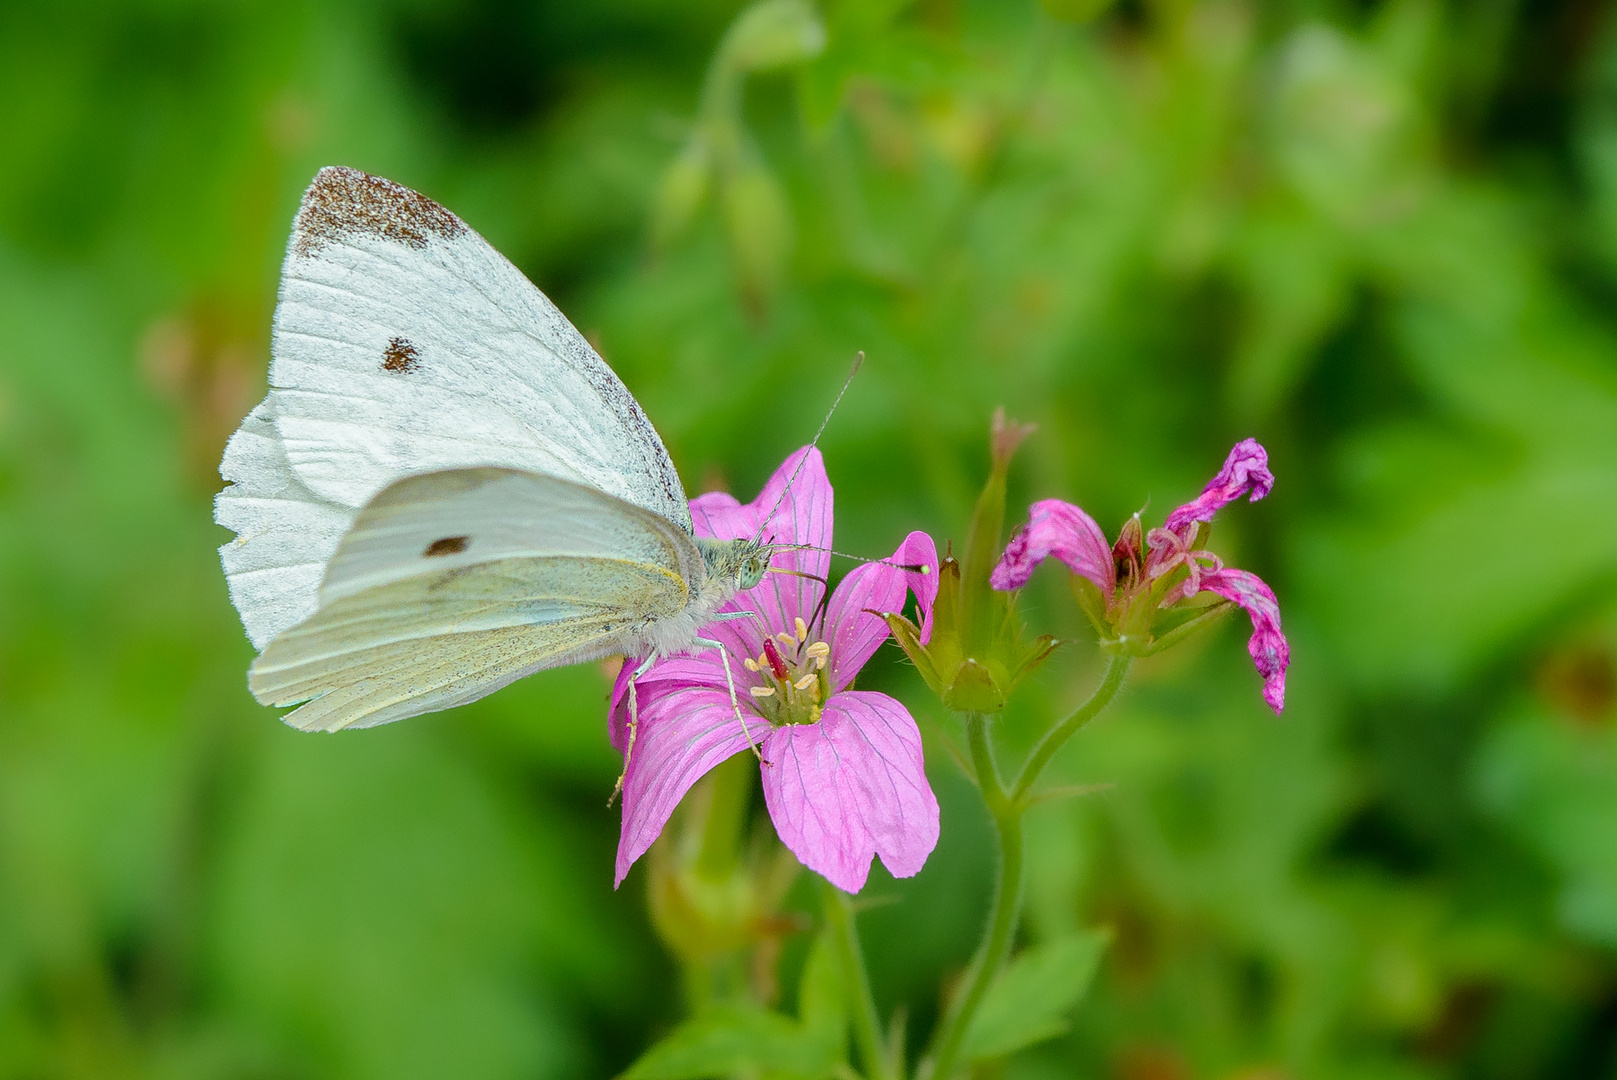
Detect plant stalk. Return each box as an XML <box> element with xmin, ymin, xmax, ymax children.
<box><xmin>926</xmin><ymin>656</ymin><xmax>1130</xmax><ymax>1078</ymax></box>
<box><xmin>1009</xmin><ymin>654</ymin><xmax>1130</xmax><ymax>808</ymax></box>
<box><xmin>820</xmin><ymin>877</ymin><xmax>894</xmax><ymax>1080</ymax></box>
<box><xmin>926</xmin><ymin>715</ymin><xmax>1024</xmax><ymax>1080</ymax></box>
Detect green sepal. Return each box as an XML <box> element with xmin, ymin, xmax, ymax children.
<box><xmin>1069</xmin><ymin>574</ymin><xmax>1111</xmax><ymax>638</ymax></box>
<box><xmin>943</xmin><ymin>657</ymin><xmax>1006</xmax><ymax>713</ymax></box>
<box><xmin>879</xmin><ymin>611</ymin><xmax>944</xmax><ymax>696</ymax></box>
<box><xmin>1005</xmin><ymin>635</ymin><xmax>1061</xmax><ymax>697</ymax></box>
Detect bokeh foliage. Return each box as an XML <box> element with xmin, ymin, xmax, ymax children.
<box><xmin>3</xmin><ymin>0</ymin><xmax>1617</xmax><ymax>1077</ymax></box>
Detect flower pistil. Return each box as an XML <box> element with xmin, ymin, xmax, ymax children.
<box><xmin>744</xmin><ymin>617</ymin><xmax>830</xmax><ymax>725</ymax></box>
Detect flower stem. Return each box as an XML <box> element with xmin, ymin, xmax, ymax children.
<box><xmin>926</xmin><ymin>658</ymin><xmax>1130</xmax><ymax>1079</ymax></box>
<box><xmin>1009</xmin><ymin>653</ymin><xmax>1131</xmax><ymax>808</ymax></box>
<box><xmin>820</xmin><ymin>876</ymin><xmax>893</xmax><ymax>1080</ymax></box>
<box><xmin>926</xmin><ymin>715</ymin><xmax>1024</xmax><ymax>1080</ymax></box>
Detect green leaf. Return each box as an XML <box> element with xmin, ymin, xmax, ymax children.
<box><xmin>962</xmin><ymin>930</ymin><xmax>1110</xmax><ymax>1061</ymax></box>
<box><xmin>621</xmin><ymin>1006</ymin><xmax>811</xmax><ymax>1080</ymax></box>
<box><xmin>621</xmin><ymin>933</ymin><xmax>846</xmax><ymax>1080</ymax></box>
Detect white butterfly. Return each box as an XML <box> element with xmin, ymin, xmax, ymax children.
<box><xmin>216</xmin><ymin>166</ymin><xmax>772</xmax><ymax>737</ymax></box>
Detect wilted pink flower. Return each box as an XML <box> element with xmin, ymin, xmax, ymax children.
<box><xmin>992</xmin><ymin>439</ymin><xmax>1289</xmax><ymax>712</ymax></box>
<box><xmin>610</xmin><ymin>447</ymin><xmax>941</xmax><ymax>893</ymax></box>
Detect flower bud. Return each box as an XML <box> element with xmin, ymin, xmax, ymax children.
<box><xmin>879</xmin><ymin>414</ymin><xmax>1058</xmax><ymax>714</ymax></box>
<box><xmin>650</xmin><ymin>135</ymin><xmax>711</xmax><ymax>249</ymax></box>
<box><xmin>722</xmin><ymin>155</ymin><xmax>792</xmax><ymax>312</ymax></box>
<box><xmin>1112</xmin><ymin>511</ymin><xmax>1143</xmax><ymax>586</ymax></box>
<box><xmin>719</xmin><ymin>0</ymin><xmax>827</xmax><ymax>74</ymax></box>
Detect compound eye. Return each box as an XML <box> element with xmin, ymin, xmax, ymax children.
<box><xmin>739</xmin><ymin>558</ymin><xmax>766</xmax><ymax>589</ymax></box>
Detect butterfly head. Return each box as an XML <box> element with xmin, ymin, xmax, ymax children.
<box><xmin>696</xmin><ymin>537</ymin><xmax>772</xmax><ymax>593</ymax></box>
<box><xmin>738</xmin><ymin>549</ymin><xmax>769</xmax><ymax>590</ymax></box>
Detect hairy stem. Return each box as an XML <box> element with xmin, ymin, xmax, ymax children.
<box><xmin>820</xmin><ymin>877</ymin><xmax>893</xmax><ymax>1080</ymax></box>
<box><xmin>926</xmin><ymin>715</ymin><xmax>1024</xmax><ymax>1080</ymax></box>
<box><xmin>927</xmin><ymin>658</ymin><xmax>1131</xmax><ymax>1078</ymax></box>
<box><xmin>1009</xmin><ymin>654</ymin><xmax>1131</xmax><ymax>808</ymax></box>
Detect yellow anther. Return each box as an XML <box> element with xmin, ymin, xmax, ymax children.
<box><xmin>749</xmin><ymin>685</ymin><xmax>776</xmax><ymax>698</ymax></box>
<box><xmin>743</xmin><ymin>658</ymin><xmax>760</xmax><ymax>672</ymax></box>
<box><xmin>815</xmin><ymin>656</ymin><xmax>826</xmax><ymax>670</ymax></box>
<box><xmin>794</xmin><ymin>673</ymin><xmax>817</xmax><ymax>691</ymax></box>
<box><xmin>805</xmin><ymin>641</ymin><xmax>830</xmax><ymax>659</ymax></box>
<box><xmin>795</xmin><ymin>617</ymin><xmax>808</xmax><ymax>641</ymax></box>
<box><xmin>776</xmin><ymin>632</ymin><xmax>797</xmax><ymax>649</ymax></box>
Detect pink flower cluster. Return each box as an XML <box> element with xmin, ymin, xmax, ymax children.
<box><xmin>992</xmin><ymin>439</ymin><xmax>1289</xmax><ymax>712</ymax></box>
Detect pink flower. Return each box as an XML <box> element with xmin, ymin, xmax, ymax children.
<box><xmin>610</xmin><ymin>447</ymin><xmax>941</xmax><ymax>893</ymax></box>
<box><xmin>992</xmin><ymin>439</ymin><xmax>1289</xmax><ymax>713</ymax></box>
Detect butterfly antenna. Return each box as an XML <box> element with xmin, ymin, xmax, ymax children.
<box><xmin>774</xmin><ymin>542</ymin><xmax>932</xmax><ymax>575</ymax></box>
<box><xmin>752</xmin><ymin>351</ymin><xmax>864</xmax><ymax>543</ymax></box>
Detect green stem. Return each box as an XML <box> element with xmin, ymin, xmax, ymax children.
<box><xmin>820</xmin><ymin>876</ymin><xmax>893</xmax><ymax>1080</ymax></box>
<box><xmin>695</xmin><ymin>752</ymin><xmax>753</xmax><ymax>879</ymax></box>
<box><xmin>927</xmin><ymin>716</ymin><xmax>1025</xmax><ymax>1080</ymax></box>
<box><xmin>927</xmin><ymin>658</ymin><xmax>1131</xmax><ymax>1079</ymax></box>
<box><xmin>1009</xmin><ymin>654</ymin><xmax>1131</xmax><ymax>808</ymax></box>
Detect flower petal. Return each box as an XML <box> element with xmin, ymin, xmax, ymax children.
<box><xmin>613</xmin><ymin>682</ymin><xmax>773</xmax><ymax>886</ymax></box>
<box><xmin>900</xmin><ymin>531</ymin><xmax>940</xmax><ymax>645</ymax></box>
<box><xmin>1162</xmin><ymin>438</ymin><xmax>1275</xmax><ymax>534</ymax></box>
<box><xmin>823</xmin><ymin>531</ymin><xmax>940</xmax><ymax>691</ymax></box>
<box><xmin>990</xmin><ymin>499</ymin><xmax>1116</xmax><ymax>594</ymax></box>
<box><xmin>609</xmin><ymin>651</ymin><xmax>740</xmax><ymax>752</ymax></box>
<box><xmin>760</xmin><ymin>691</ymin><xmax>939</xmax><ymax>893</ymax></box>
<box><xmin>687</xmin><ymin>447</ymin><xmax>833</xmax><ymax>668</ymax></box>
<box><xmin>1199</xmin><ymin>568</ymin><xmax>1289</xmax><ymax>714</ymax></box>
<box><xmin>688</xmin><ymin>490</ymin><xmax>750</xmax><ymax>541</ymax></box>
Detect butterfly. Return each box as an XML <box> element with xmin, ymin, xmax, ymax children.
<box><xmin>216</xmin><ymin>166</ymin><xmax>779</xmax><ymax>740</ymax></box>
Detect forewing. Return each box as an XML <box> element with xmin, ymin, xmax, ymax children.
<box><xmin>264</xmin><ymin>166</ymin><xmax>691</xmax><ymax>527</ymax></box>
<box><xmin>249</xmin><ymin>468</ymin><xmax>703</xmax><ymax>732</ymax></box>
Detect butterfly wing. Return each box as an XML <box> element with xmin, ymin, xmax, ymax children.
<box><xmin>218</xmin><ymin>166</ymin><xmax>691</xmax><ymax>646</ymax></box>
<box><xmin>214</xmin><ymin>398</ymin><xmax>352</xmax><ymax>649</ymax></box>
<box><xmin>250</xmin><ymin>468</ymin><xmax>704</xmax><ymax>732</ymax></box>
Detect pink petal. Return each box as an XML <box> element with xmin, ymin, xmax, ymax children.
<box><xmin>760</xmin><ymin>691</ymin><xmax>939</xmax><ymax>893</ymax></box>
<box><xmin>1162</xmin><ymin>438</ymin><xmax>1274</xmax><ymax>534</ymax></box>
<box><xmin>1199</xmin><ymin>568</ymin><xmax>1289</xmax><ymax>714</ymax></box>
<box><xmin>609</xmin><ymin>652</ymin><xmax>739</xmax><ymax>753</ymax></box>
<box><xmin>990</xmin><ymin>499</ymin><xmax>1116</xmax><ymax>594</ymax></box>
<box><xmin>900</xmin><ymin>531</ymin><xmax>940</xmax><ymax>644</ymax></box>
<box><xmin>613</xmin><ymin>682</ymin><xmax>773</xmax><ymax>886</ymax></box>
<box><xmin>687</xmin><ymin>447</ymin><xmax>833</xmax><ymax>668</ymax></box>
<box><xmin>687</xmin><ymin>490</ymin><xmax>749</xmax><ymax>541</ymax></box>
<box><xmin>823</xmin><ymin>531</ymin><xmax>940</xmax><ymax>691</ymax></box>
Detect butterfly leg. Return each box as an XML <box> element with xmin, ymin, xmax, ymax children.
<box><xmin>695</xmin><ymin>636</ymin><xmax>768</xmax><ymax>766</ymax></box>
<box><xmin>608</xmin><ymin>654</ymin><xmax>659</xmax><ymax>808</ymax></box>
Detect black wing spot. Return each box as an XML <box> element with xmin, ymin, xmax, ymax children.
<box><xmin>383</xmin><ymin>336</ymin><xmax>421</xmax><ymax>374</ymax></box>
<box><xmin>423</xmin><ymin>535</ymin><xmax>469</xmax><ymax>557</ymax></box>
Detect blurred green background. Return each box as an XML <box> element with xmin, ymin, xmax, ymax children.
<box><xmin>4</xmin><ymin>0</ymin><xmax>1617</xmax><ymax>1077</ymax></box>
